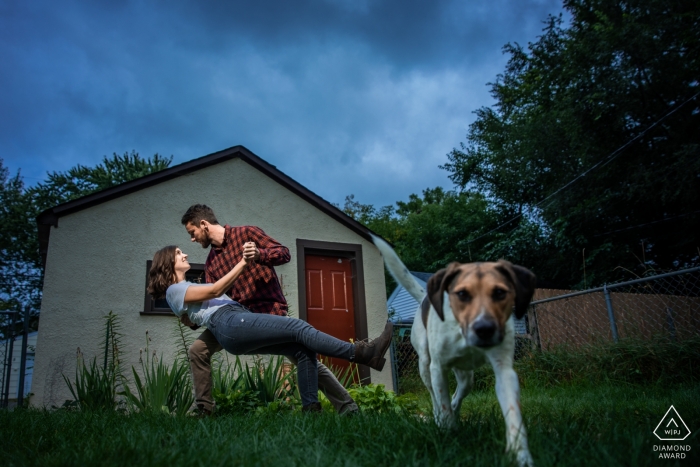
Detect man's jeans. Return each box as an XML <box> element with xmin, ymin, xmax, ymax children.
<box><xmin>189</xmin><ymin>306</ymin><xmax>358</xmax><ymax>414</ymax></box>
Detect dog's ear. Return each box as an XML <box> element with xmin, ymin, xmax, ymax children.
<box><xmin>426</xmin><ymin>263</ymin><xmax>462</xmax><ymax>321</ymax></box>
<box><xmin>496</xmin><ymin>261</ymin><xmax>537</xmax><ymax>319</ymax></box>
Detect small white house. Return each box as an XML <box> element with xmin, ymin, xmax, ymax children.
<box><xmin>31</xmin><ymin>145</ymin><xmax>393</xmax><ymax>408</ymax></box>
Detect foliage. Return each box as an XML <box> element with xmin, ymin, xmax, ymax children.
<box><xmin>239</xmin><ymin>355</ymin><xmax>296</xmax><ymax>405</ymax></box>
<box><xmin>102</xmin><ymin>311</ymin><xmax>124</xmax><ymax>380</ymax></box>
<box><xmin>120</xmin><ymin>331</ymin><xmax>194</xmax><ymax>416</ymax></box>
<box><xmin>4</xmin><ymin>383</ymin><xmax>700</xmax><ymax>466</ymax></box>
<box><xmin>62</xmin><ymin>312</ymin><xmax>125</xmax><ymax>411</ymax></box>
<box><xmin>342</xmin><ymin>188</ymin><xmax>500</xmax><ymax>295</ymax></box>
<box><xmin>29</xmin><ymin>151</ymin><xmax>173</xmax><ymax>210</ymax></box>
<box><xmin>319</xmin><ymin>356</ymin><xmax>360</xmax><ymax>388</ymax></box>
<box><xmin>440</xmin><ymin>0</ymin><xmax>700</xmax><ymax>287</ymax></box>
<box><xmin>212</xmin><ymin>389</ymin><xmax>264</xmax><ymax>415</ymax></box>
<box><xmin>0</xmin><ymin>159</ymin><xmax>42</xmax><ymax>328</ymax></box>
<box><xmin>392</xmin><ymin>188</ymin><xmax>500</xmax><ymax>271</ymax></box>
<box><xmin>172</xmin><ymin>316</ymin><xmax>196</xmax><ymax>363</ymax></box>
<box><xmin>515</xmin><ymin>335</ymin><xmax>700</xmax><ymax>388</ymax></box>
<box><xmin>347</xmin><ymin>383</ymin><xmax>417</xmax><ymax>414</ymax></box>
<box><xmin>62</xmin><ymin>351</ymin><xmax>120</xmax><ymax>412</ymax></box>
<box><xmin>212</xmin><ymin>354</ymin><xmax>299</xmax><ymax>414</ymax></box>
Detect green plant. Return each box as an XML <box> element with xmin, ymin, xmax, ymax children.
<box><xmin>239</xmin><ymin>355</ymin><xmax>296</xmax><ymax>405</ymax></box>
<box><xmin>348</xmin><ymin>384</ymin><xmax>414</xmax><ymax>413</ymax></box>
<box><xmin>514</xmin><ymin>335</ymin><xmax>700</xmax><ymax>388</ymax></box>
<box><xmin>62</xmin><ymin>349</ymin><xmax>120</xmax><ymax>411</ymax></box>
<box><xmin>212</xmin><ymin>353</ymin><xmax>245</xmax><ymax>394</ymax></box>
<box><xmin>172</xmin><ymin>316</ymin><xmax>195</xmax><ymax>363</ymax></box>
<box><xmin>120</xmin><ymin>331</ymin><xmax>194</xmax><ymax>416</ymax></box>
<box><xmin>319</xmin><ymin>357</ymin><xmax>360</xmax><ymax>388</ymax></box>
<box><xmin>212</xmin><ymin>389</ymin><xmax>262</xmax><ymax>415</ymax></box>
<box><xmin>62</xmin><ymin>311</ymin><xmax>125</xmax><ymax>411</ymax></box>
<box><xmin>212</xmin><ymin>354</ymin><xmax>299</xmax><ymax>413</ymax></box>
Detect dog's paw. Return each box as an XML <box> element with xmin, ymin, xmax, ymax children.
<box><xmin>516</xmin><ymin>449</ymin><xmax>534</xmax><ymax>467</ymax></box>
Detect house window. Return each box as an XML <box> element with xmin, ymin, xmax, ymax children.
<box><xmin>142</xmin><ymin>260</ymin><xmax>205</xmax><ymax>315</ymax></box>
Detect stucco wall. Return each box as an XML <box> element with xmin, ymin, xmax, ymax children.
<box><xmin>32</xmin><ymin>158</ymin><xmax>390</xmax><ymax>408</ymax></box>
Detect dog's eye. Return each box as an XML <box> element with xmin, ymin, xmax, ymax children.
<box><xmin>454</xmin><ymin>290</ymin><xmax>471</xmax><ymax>302</ymax></box>
<box><xmin>492</xmin><ymin>288</ymin><xmax>507</xmax><ymax>301</ymax></box>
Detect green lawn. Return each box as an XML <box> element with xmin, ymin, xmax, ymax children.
<box><xmin>2</xmin><ymin>382</ymin><xmax>697</xmax><ymax>466</ymax></box>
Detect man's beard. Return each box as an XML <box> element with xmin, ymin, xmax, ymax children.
<box><xmin>200</xmin><ymin>237</ymin><xmax>211</xmax><ymax>248</ymax></box>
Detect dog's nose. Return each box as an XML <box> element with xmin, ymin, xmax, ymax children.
<box><xmin>472</xmin><ymin>318</ymin><xmax>497</xmax><ymax>340</ymax></box>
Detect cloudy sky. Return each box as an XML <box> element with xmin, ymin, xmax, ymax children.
<box><xmin>1</xmin><ymin>0</ymin><xmax>565</xmax><ymax>208</ymax></box>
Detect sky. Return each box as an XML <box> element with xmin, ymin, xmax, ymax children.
<box><xmin>1</xmin><ymin>0</ymin><xmax>565</xmax><ymax>209</ymax></box>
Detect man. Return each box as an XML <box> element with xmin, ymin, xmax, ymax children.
<box><xmin>181</xmin><ymin>204</ymin><xmax>359</xmax><ymax>415</ymax></box>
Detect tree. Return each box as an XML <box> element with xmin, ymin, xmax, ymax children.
<box><xmin>0</xmin><ymin>152</ymin><xmax>172</xmax><ymax>330</ymax></box>
<box><xmin>342</xmin><ymin>188</ymin><xmax>499</xmax><ymax>275</ymax></box>
<box><xmin>0</xmin><ymin>159</ymin><xmax>39</xmax><ymax>317</ymax></box>
<box><xmin>441</xmin><ymin>0</ymin><xmax>700</xmax><ymax>287</ymax></box>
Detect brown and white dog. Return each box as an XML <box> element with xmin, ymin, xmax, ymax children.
<box><xmin>373</xmin><ymin>235</ymin><xmax>536</xmax><ymax>466</ymax></box>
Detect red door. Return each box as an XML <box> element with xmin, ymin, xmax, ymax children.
<box><xmin>305</xmin><ymin>254</ymin><xmax>355</xmax><ymax>373</ymax></box>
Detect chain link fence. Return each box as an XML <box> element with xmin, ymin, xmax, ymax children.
<box><xmin>389</xmin><ymin>266</ymin><xmax>700</xmax><ymax>394</ymax></box>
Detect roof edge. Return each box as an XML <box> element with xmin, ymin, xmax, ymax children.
<box><xmin>36</xmin><ymin>145</ymin><xmax>386</xmax><ymax>266</ymax></box>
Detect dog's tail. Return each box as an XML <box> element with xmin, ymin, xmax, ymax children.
<box><xmin>371</xmin><ymin>234</ymin><xmax>425</xmax><ymax>302</ymax></box>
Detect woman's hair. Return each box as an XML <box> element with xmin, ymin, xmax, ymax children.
<box><xmin>147</xmin><ymin>245</ymin><xmax>178</xmax><ymax>299</ymax></box>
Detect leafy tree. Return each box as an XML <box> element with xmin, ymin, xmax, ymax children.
<box><xmin>392</xmin><ymin>188</ymin><xmax>499</xmax><ymax>272</ymax></box>
<box><xmin>0</xmin><ymin>159</ymin><xmax>39</xmax><ymax>317</ymax></box>
<box><xmin>340</xmin><ymin>194</ymin><xmax>402</xmax><ymax>243</ymax></box>
<box><xmin>30</xmin><ymin>151</ymin><xmax>173</xmax><ymax>212</ymax></box>
<box><xmin>342</xmin><ymin>188</ymin><xmax>500</xmax><ymax>297</ymax></box>
<box><xmin>0</xmin><ymin>152</ymin><xmax>172</xmax><ymax>332</ymax></box>
<box><xmin>441</xmin><ymin>0</ymin><xmax>700</xmax><ymax>287</ymax></box>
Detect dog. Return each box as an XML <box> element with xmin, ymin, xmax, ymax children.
<box><xmin>372</xmin><ymin>235</ymin><xmax>536</xmax><ymax>466</ymax></box>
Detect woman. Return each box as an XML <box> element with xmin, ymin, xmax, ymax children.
<box><xmin>147</xmin><ymin>244</ymin><xmax>393</xmax><ymax>412</ymax></box>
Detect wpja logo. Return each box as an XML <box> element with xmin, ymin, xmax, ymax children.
<box><xmin>652</xmin><ymin>405</ymin><xmax>692</xmax><ymax>459</ymax></box>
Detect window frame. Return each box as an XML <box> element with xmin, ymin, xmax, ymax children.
<box><xmin>141</xmin><ymin>260</ymin><xmax>206</xmax><ymax>315</ymax></box>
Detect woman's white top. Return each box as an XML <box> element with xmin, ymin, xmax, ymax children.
<box><xmin>166</xmin><ymin>281</ymin><xmax>238</xmax><ymax>327</ymax></box>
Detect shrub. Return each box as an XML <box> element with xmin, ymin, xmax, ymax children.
<box><xmin>212</xmin><ymin>354</ymin><xmax>299</xmax><ymax>414</ymax></box>
<box><xmin>62</xmin><ymin>312</ymin><xmax>124</xmax><ymax>411</ymax></box>
<box><xmin>348</xmin><ymin>384</ymin><xmax>418</xmax><ymax>413</ymax></box>
<box><xmin>63</xmin><ymin>350</ymin><xmax>120</xmax><ymax>411</ymax></box>
<box><xmin>515</xmin><ymin>335</ymin><xmax>700</xmax><ymax>387</ymax></box>
<box><xmin>120</xmin><ymin>332</ymin><xmax>194</xmax><ymax>416</ymax></box>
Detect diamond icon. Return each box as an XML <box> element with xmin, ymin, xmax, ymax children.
<box><xmin>654</xmin><ymin>406</ymin><xmax>691</xmax><ymax>441</ymax></box>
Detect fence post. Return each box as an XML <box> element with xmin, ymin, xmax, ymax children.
<box><xmin>389</xmin><ymin>327</ymin><xmax>399</xmax><ymax>393</ymax></box>
<box><xmin>665</xmin><ymin>307</ymin><xmax>677</xmax><ymax>341</ymax></box>
<box><xmin>17</xmin><ymin>306</ymin><xmax>30</xmax><ymax>406</ymax></box>
<box><xmin>2</xmin><ymin>311</ymin><xmax>18</xmax><ymax>408</ymax></box>
<box><xmin>603</xmin><ymin>284</ymin><xmax>619</xmax><ymax>343</ymax></box>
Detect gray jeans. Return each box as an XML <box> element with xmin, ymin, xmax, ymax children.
<box><xmin>200</xmin><ymin>304</ymin><xmax>356</xmax><ymax>408</ymax></box>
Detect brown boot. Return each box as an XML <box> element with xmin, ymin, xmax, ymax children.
<box><xmin>302</xmin><ymin>402</ymin><xmax>323</xmax><ymax>413</ymax></box>
<box><xmin>352</xmin><ymin>321</ymin><xmax>394</xmax><ymax>371</ymax></box>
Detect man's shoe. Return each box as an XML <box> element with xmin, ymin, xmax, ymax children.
<box><xmin>302</xmin><ymin>402</ymin><xmax>323</xmax><ymax>413</ymax></box>
<box><xmin>191</xmin><ymin>405</ymin><xmax>212</xmax><ymax>418</ymax></box>
<box><xmin>352</xmin><ymin>321</ymin><xmax>394</xmax><ymax>371</ymax></box>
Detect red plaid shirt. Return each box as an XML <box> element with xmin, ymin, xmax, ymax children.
<box><xmin>205</xmin><ymin>225</ymin><xmax>290</xmax><ymax>316</ymax></box>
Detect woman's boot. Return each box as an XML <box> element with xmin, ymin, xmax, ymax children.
<box><xmin>352</xmin><ymin>321</ymin><xmax>394</xmax><ymax>371</ymax></box>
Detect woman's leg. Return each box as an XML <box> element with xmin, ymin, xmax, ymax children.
<box><xmin>208</xmin><ymin>306</ymin><xmax>354</xmax><ymax>360</ymax></box>
<box><xmin>253</xmin><ymin>343</ymin><xmax>319</xmax><ymax>408</ymax></box>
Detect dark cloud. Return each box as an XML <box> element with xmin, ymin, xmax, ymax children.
<box><xmin>0</xmin><ymin>0</ymin><xmax>564</xmax><ymax>206</ymax></box>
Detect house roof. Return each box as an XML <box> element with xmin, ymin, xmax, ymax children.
<box><xmin>36</xmin><ymin>145</ymin><xmax>385</xmax><ymax>266</ymax></box>
<box><xmin>386</xmin><ymin>271</ymin><xmax>432</xmax><ymax>324</ymax></box>
<box><xmin>409</xmin><ymin>271</ymin><xmax>433</xmax><ymax>283</ymax></box>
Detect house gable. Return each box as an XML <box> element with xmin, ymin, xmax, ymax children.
<box><xmin>36</xmin><ymin>145</ymin><xmax>383</xmax><ymax>266</ymax></box>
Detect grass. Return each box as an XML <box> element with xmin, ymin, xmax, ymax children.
<box><xmin>1</xmin><ymin>381</ymin><xmax>698</xmax><ymax>466</ymax></box>
<box><xmin>3</xmin><ymin>337</ymin><xmax>698</xmax><ymax>466</ymax></box>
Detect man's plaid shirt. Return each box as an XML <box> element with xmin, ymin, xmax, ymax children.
<box><xmin>205</xmin><ymin>225</ymin><xmax>290</xmax><ymax>316</ymax></box>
